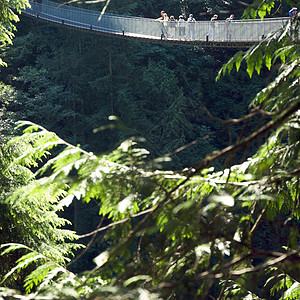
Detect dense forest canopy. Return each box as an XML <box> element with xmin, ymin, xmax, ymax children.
<box><xmin>70</xmin><ymin>0</ymin><xmax>292</xmax><ymax>19</ymax></box>
<box><xmin>0</xmin><ymin>0</ymin><xmax>300</xmax><ymax>299</ymax></box>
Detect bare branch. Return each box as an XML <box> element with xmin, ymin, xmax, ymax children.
<box><xmin>77</xmin><ymin>207</ymin><xmax>155</xmax><ymax>239</ymax></box>
<box><xmin>194</xmin><ymin>248</ymin><xmax>300</xmax><ymax>280</ymax></box>
<box><xmin>67</xmin><ymin>216</ymin><xmax>105</xmax><ymax>267</ymax></box>
<box><xmin>190</xmin><ymin>99</ymin><xmax>300</xmax><ymax>174</ymax></box>
<box><xmin>57</xmin><ymin>0</ymin><xmax>106</xmax><ymax>9</ymax></box>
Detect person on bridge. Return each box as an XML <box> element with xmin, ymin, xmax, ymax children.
<box><xmin>289</xmin><ymin>7</ymin><xmax>298</xmax><ymax>20</ymax></box>
<box><xmin>32</xmin><ymin>0</ymin><xmax>42</xmax><ymax>15</ymax></box>
<box><xmin>168</xmin><ymin>15</ymin><xmax>177</xmax><ymax>39</ymax></box>
<box><xmin>225</xmin><ymin>14</ymin><xmax>234</xmax><ymax>41</ymax></box>
<box><xmin>178</xmin><ymin>15</ymin><xmax>186</xmax><ymax>40</ymax></box>
<box><xmin>156</xmin><ymin>10</ymin><xmax>165</xmax><ymax>20</ymax></box>
<box><xmin>288</xmin><ymin>7</ymin><xmax>298</xmax><ymax>39</ymax></box>
<box><xmin>187</xmin><ymin>14</ymin><xmax>196</xmax><ymax>40</ymax></box>
<box><xmin>162</xmin><ymin>13</ymin><xmax>169</xmax><ymax>39</ymax></box>
<box><xmin>156</xmin><ymin>11</ymin><xmax>168</xmax><ymax>40</ymax></box>
<box><xmin>208</xmin><ymin>14</ymin><xmax>218</xmax><ymax>41</ymax></box>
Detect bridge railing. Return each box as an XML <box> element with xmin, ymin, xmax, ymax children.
<box><xmin>23</xmin><ymin>0</ymin><xmax>290</xmax><ymax>42</ymax></box>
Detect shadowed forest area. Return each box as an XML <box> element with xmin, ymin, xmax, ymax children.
<box><xmin>0</xmin><ymin>0</ymin><xmax>299</xmax><ymax>299</ymax></box>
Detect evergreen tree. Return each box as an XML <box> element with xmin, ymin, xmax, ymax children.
<box><xmin>1</xmin><ymin>0</ymin><xmax>299</xmax><ymax>298</ymax></box>
<box><xmin>1</xmin><ymin>0</ymin><xmax>300</xmax><ymax>298</ymax></box>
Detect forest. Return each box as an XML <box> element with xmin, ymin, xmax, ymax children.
<box><xmin>0</xmin><ymin>0</ymin><xmax>299</xmax><ymax>299</ymax></box>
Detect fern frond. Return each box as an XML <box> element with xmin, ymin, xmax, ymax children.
<box><xmin>24</xmin><ymin>263</ymin><xmax>65</xmax><ymax>293</ymax></box>
<box><xmin>284</xmin><ymin>282</ymin><xmax>300</xmax><ymax>300</ymax></box>
<box><xmin>1</xmin><ymin>246</ymin><xmax>45</xmax><ymax>284</ymax></box>
<box><xmin>0</xmin><ymin>243</ymin><xmax>76</xmax><ymax>293</ymax></box>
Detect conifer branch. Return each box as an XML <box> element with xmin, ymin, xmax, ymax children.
<box><xmin>190</xmin><ymin>98</ymin><xmax>300</xmax><ymax>173</ymax></box>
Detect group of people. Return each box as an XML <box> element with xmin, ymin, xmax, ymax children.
<box><xmin>208</xmin><ymin>14</ymin><xmax>235</xmax><ymax>41</ymax></box>
<box><xmin>156</xmin><ymin>11</ymin><xmax>196</xmax><ymax>40</ymax></box>
<box><xmin>156</xmin><ymin>11</ymin><xmax>235</xmax><ymax>41</ymax></box>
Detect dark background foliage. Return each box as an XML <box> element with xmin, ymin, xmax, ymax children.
<box><xmin>1</xmin><ymin>1</ymin><xmax>297</xmax><ymax>297</ymax></box>
<box><xmin>3</xmin><ymin>15</ymin><xmax>268</xmax><ymax>169</ymax></box>
<box><xmin>0</xmin><ymin>7</ymin><xmax>269</xmax><ymax>273</ymax></box>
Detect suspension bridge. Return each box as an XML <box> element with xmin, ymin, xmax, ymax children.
<box><xmin>22</xmin><ymin>0</ymin><xmax>290</xmax><ymax>48</ymax></box>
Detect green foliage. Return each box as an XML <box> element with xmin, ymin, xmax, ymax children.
<box><xmin>1</xmin><ymin>0</ymin><xmax>300</xmax><ymax>299</ymax></box>
<box><xmin>242</xmin><ymin>0</ymin><xmax>276</xmax><ymax>20</ymax></box>
<box><xmin>0</xmin><ymin>243</ymin><xmax>74</xmax><ymax>293</ymax></box>
<box><xmin>0</xmin><ymin>0</ymin><xmax>29</xmax><ymax>66</ymax></box>
<box><xmin>2</xmin><ymin>100</ymin><xmax>300</xmax><ymax>297</ymax></box>
<box><xmin>8</xmin><ymin>22</ymin><xmax>233</xmax><ymax>167</ymax></box>
<box><xmin>0</xmin><ymin>126</ymin><xmax>82</xmax><ymax>291</ymax></box>
<box><xmin>0</xmin><ymin>82</ymin><xmax>22</xmax><ymax>139</ymax></box>
<box><xmin>283</xmin><ymin>282</ymin><xmax>300</xmax><ymax>300</ymax></box>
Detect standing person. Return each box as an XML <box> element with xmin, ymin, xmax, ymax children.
<box><xmin>187</xmin><ymin>14</ymin><xmax>196</xmax><ymax>40</ymax></box>
<box><xmin>162</xmin><ymin>12</ymin><xmax>169</xmax><ymax>40</ymax></box>
<box><xmin>33</xmin><ymin>0</ymin><xmax>42</xmax><ymax>15</ymax></box>
<box><xmin>225</xmin><ymin>14</ymin><xmax>234</xmax><ymax>41</ymax></box>
<box><xmin>288</xmin><ymin>7</ymin><xmax>298</xmax><ymax>39</ymax></box>
<box><xmin>208</xmin><ymin>14</ymin><xmax>218</xmax><ymax>41</ymax></box>
<box><xmin>168</xmin><ymin>15</ymin><xmax>177</xmax><ymax>39</ymax></box>
<box><xmin>156</xmin><ymin>10</ymin><xmax>166</xmax><ymax>39</ymax></box>
<box><xmin>289</xmin><ymin>7</ymin><xmax>298</xmax><ymax>21</ymax></box>
<box><xmin>156</xmin><ymin>10</ymin><xmax>165</xmax><ymax>21</ymax></box>
<box><xmin>178</xmin><ymin>15</ymin><xmax>186</xmax><ymax>40</ymax></box>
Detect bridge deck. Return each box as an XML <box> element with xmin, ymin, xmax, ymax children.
<box><xmin>22</xmin><ymin>0</ymin><xmax>289</xmax><ymax>48</ymax></box>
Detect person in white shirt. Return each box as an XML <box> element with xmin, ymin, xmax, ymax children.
<box><xmin>187</xmin><ymin>14</ymin><xmax>196</xmax><ymax>40</ymax></box>
<box><xmin>225</xmin><ymin>14</ymin><xmax>234</xmax><ymax>41</ymax></box>
<box><xmin>208</xmin><ymin>14</ymin><xmax>218</xmax><ymax>41</ymax></box>
<box><xmin>178</xmin><ymin>15</ymin><xmax>186</xmax><ymax>40</ymax></box>
<box><xmin>168</xmin><ymin>15</ymin><xmax>177</xmax><ymax>39</ymax></box>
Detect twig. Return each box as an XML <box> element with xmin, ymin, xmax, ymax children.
<box><xmin>201</xmin><ymin>103</ymin><xmax>276</xmax><ymax>126</ymax></box>
<box><xmin>194</xmin><ymin>248</ymin><xmax>300</xmax><ymax>280</ymax></box>
<box><xmin>167</xmin><ymin>127</ymin><xmax>225</xmax><ymax>156</ymax></box>
<box><xmin>250</xmin><ymin>204</ymin><xmax>268</xmax><ymax>234</ymax></box>
<box><xmin>77</xmin><ymin>207</ymin><xmax>155</xmax><ymax>239</ymax></box>
<box><xmin>190</xmin><ymin>99</ymin><xmax>300</xmax><ymax>174</ymax></box>
<box><xmin>57</xmin><ymin>0</ymin><xmax>106</xmax><ymax>9</ymax></box>
<box><xmin>67</xmin><ymin>216</ymin><xmax>104</xmax><ymax>267</ymax></box>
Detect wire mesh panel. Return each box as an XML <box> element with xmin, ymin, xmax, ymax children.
<box><xmin>23</xmin><ymin>1</ymin><xmax>291</xmax><ymax>43</ymax></box>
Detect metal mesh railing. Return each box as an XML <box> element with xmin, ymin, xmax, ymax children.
<box><xmin>23</xmin><ymin>0</ymin><xmax>290</xmax><ymax>42</ymax></box>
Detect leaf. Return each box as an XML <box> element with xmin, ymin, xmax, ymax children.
<box><xmin>246</xmin><ymin>61</ymin><xmax>254</xmax><ymax>78</ymax></box>
<box><xmin>258</xmin><ymin>4</ymin><xmax>267</xmax><ymax>19</ymax></box>
<box><xmin>0</xmin><ymin>243</ymin><xmax>30</xmax><ymax>256</ymax></box>
<box><xmin>123</xmin><ymin>275</ymin><xmax>151</xmax><ymax>287</ymax></box>
<box><xmin>24</xmin><ymin>262</ymin><xmax>59</xmax><ymax>293</ymax></box>
<box><xmin>118</xmin><ymin>194</ymin><xmax>135</xmax><ymax>213</ymax></box>
<box><xmin>235</xmin><ymin>51</ymin><xmax>244</xmax><ymax>72</ymax></box>
<box><xmin>57</xmin><ymin>194</ymin><xmax>74</xmax><ymax>209</ymax></box>
<box><xmin>1</xmin><ymin>251</ymin><xmax>45</xmax><ymax>284</ymax></box>
<box><xmin>265</xmin><ymin>53</ymin><xmax>272</xmax><ymax>70</ymax></box>
<box><xmin>195</xmin><ymin>244</ymin><xmax>211</xmax><ymax>257</ymax></box>
<box><xmin>284</xmin><ymin>282</ymin><xmax>300</xmax><ymax>300</ymax></box>
<box><xmin>216</xmin><ymin>54</ymin><xmax>236</xmax><ymax>81</ymax></box>
<box><xmin>210</xmin><ymin>194</ymin><xmax>234</xmax><ymax>207</ymax></box>
<box><xmin>93</xmin><ymin>251</ymin><xmax>109</xmax><ymax>267</ymax></box>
